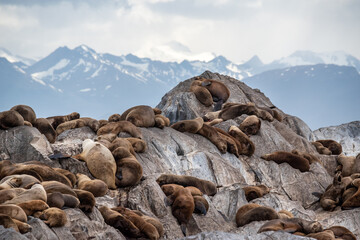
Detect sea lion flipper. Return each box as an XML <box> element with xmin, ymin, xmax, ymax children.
<box><xmin>194</xmin><ymin>201</ymin><xmax>207</xmax><ymax>215</ymax></box>
<box><xmin>213</xmin><ymin>99</ymin><xmax>224</xmax><ymax>111</ymax></box>
<box><xmin>283</xmin><ymin>227</ymin><xmax>297</xmax><ymax>233</ymax></box>
<box><xmin>180</xmin><ymin>223</ymin><xmax>187</xmax><ymax>236</ymax></box>
<box><xmin>49</xmin><ymin>153</ymin><xmax>71</xmax><ymax>160</ymax></box>
<box><xmin>116</xmin><ymin>169</ymin><xmax>123</xmax><ymax>181</ymax></box>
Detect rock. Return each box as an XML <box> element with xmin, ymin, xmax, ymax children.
<box><xmin>0</xmin><ymin>225</ymin><xmax>28</xmax><ymax>240</ymax></box>
<box><xmin>283</xmin><ymin>115</ymin><xmax>315</xmax><ymax>141</ymax></box>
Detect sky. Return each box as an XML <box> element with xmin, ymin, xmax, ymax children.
<box><xmin>0</xmin><ymin>0</ymin><xmax>359</xmax><ymax>63</ymax></box>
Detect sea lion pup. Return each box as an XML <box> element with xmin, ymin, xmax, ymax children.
<box><xmin>112</xmin><ymin>147</ymin><xmax>143</xmax><ymax>187</ymax></box>
<box><xmin>320</xmin><ymin>172</ymin><xmax>345</xmax><ymax>211</ymax></box>
<box><xmin>315</xmin><ymin>140</ymin><xmax>342</xmax><ymax>155</ymax></box>
<box><xmin>228</xmin><ymin>126</ymin><xmax>255</xmax><ymax>156</ymax></box>
<box><xmin>257</xmin><ymin>106</ymin><xmax>283</xmax><ymax>122</ymax></box>
<box><xmin>154</xmin><ymin>114</ymin><xmax>170</xmax><ymax>129</ymax></box>
<box><xmin>156</xmin><ymin>174</ymin><xmax>217</xmax><ymax>196</ymax></box>
<box><xmin>242</xmin><ymin>184</ymin><xmax>270</xmax><ymax>202</ymax></box>
<box><xmin>97</xmin><ymin>120</ymin><xmax>143</xmax><ymax>139</ymax></box>
<box><xmin>73</xmin><ymin>189</ymin><xmax>95</xmax><ymax>213</ymax></box>
<box><xmin>109</xmin><ymin>137</ymin><xmax>136</xmax><ymax>156</ymax></box>
<box><xmin>306</xmin><ymin>230</ymin><xmax>336</xmax><ymax>240</ymax></box>
<box><xmin>341</xmin><ymin>178</ymin><xmax>360</xmax><ymax>209</ymax></box>
<box><xmin>311</xmin><ymin>142</ymin><xmax>332</xmax><ymax>155</ymax></box>
<box><xmin>193</xmin><ymin>195</ymin><xmax>209</xmax><ymax>215</ymax></box>
<box><xmin>76</xmin><ymin>173</ymin><xmax>108</xmax><ymax>197</ymax></box>
<box><xmin>5</xmin><ymin>184</ymin><xmax>47</xmax><ymax>204</ymax></box>
<box><xmin>0</xmin><ymin>160</ymin><xmax>71</xmax><ymax>186</ymax></box>
<box><xmin>197</xmin><ymin>124</ymin><xmax>227</xmax><ymax>154</ymax></box>
<box><xmin>0</xmin><ymin>177</ymin><xmax>22</xmax><ymax>190</ymax></box>
<box><xmin>120</xmin><ymin>105</ymin><xmax>156</xmax><ymax>128</ymax></box>
<box><xmin>99</xmin><ymin>206</ymin><xmax>142</xmax><ymax>238</ymax></box>
<box><xmin>112</xmin><ymin>207</ymin><xmax>160</xmax><ymax>240</ymax></box>
<box><xmin>239</xmin><ymin>115</ymin><xmax>261</xmax><ymax>135</ymax></box>
<box><xmin>56</xmin><ymin>117</ymin><xmax>99</xmax><ymax>135</ymax></box>
<box><xmin>41</xmin><ymin>181</ymin><xmax>77</xmax><ymax>197</ymax></box>
<box><xmin>125</xmin><ymin>137</ymin><xmax>147</xmax><ymax>153</ymax></box>
<box><xmin>218</xmin><ymin>103</ymin><xmax>259</xmax><ymax>121</ymax></box>
<box><xmin>53</xmin><ymin>168</ymin><xmax>77</xmax><ymax>188</ymax></box>
<box><xmin>33</xmin><ymin>118</ymin><xmax>57</xmax><ymax>143</ymax></box>
<box><xmin>261</xmin><ymin>151</ymin><xmax>310</xmax><ymax>172</ymax></box>
<box><xmin>0</xmin><ymin>204</ymin><xmax>27</xmax><ymax>222</ymax></box>
<box><xmin>0</xmin><ymin>175</ymin><xmax>40</xmax><ymax>189</ymax></box>
<box><xmin>171</xmin><ymin>117</ymin><xmax>204</xmax><ymax>134</ymax></box>
<box><xmin>0</xmin><ymin>189</ymin><xmax>26</xmax><ymax>204</ymax></box>
<box><xmin>235</xmin><ymin>203</ymin><xmax>279</xmax><ymax>227</ymax></box>
<box><xmin>291</xmin><ymin>149</ymin><xmax>321</xmax><ymax>165</ymax></box>
<box><xmin>0</xmin><ymin>213</ymin><xmax>20</xmax><ymax>232</ymax></box>
<box><xmin>39</xmin><ymin>207</ymin><xmax>67</xmax><ymax>227</ymax></box>
<box><xmin>16</xmin><ymin>200</ymin><xmax>49</xmax><ymax>216</ymax></box>
<box><xmin>10</xmin><ymin>104</ymin><xmax>36</xmax><ymax>125</ymax></box>
<box><xmin>108</xmin><ymin>113</ymin><xmax>121</xmax><ymax>122</ymax></box>
<box><xmin>73</xmin><ymin>139</ymin><xmax>117</xmax><ymax>189</ymax></box>
<box><xmin>326</xmin><ymin>226</ymin><xmax>356</xmax><ymax>240</ymax></box>
<box><xmin>46</xmin><ymin>112</ymin><xmax>80</xmax><ymax>130</ymax></box>
<box><xmin>196</xmin><ymin>77</ymin><xmax>230</xmax><ymax>111</ymax></box>
<box><xmin>0</xmin><ymin>110</ymin><xmax>24</xmax><ymax>129</ymax></box>
<box><xmin>189</xmin><ymin>79</ymin><xmax>213</xmax><ymax>107</ymax></box>
<box><xmin>258</xmin><ymin>218</ymin><xmax>323</xmax><ymax>234</ymax></box>
<box><xmin>277</xmin><ymin>210</ymin><xmax>294</xmax><ymax>219</ymax></box>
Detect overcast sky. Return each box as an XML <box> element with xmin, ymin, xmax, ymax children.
<box><xmin>0</xmin><ymin>0</ymin><xmax>359</xmax><ymax>63</ymax></box>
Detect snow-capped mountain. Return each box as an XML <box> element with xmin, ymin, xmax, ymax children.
<box><xmin>0</xmin><ymin>47</ymin><xmax>36</xmax><ymax>68</ymax></box>
<box><xmin>243</xmin><ymin>64</ymin><xmax>360</xmax><ymax>130</ymax></box>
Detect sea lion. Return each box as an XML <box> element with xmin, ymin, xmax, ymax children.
<box><xmin>23</xmin><ymin>121</ymin><xmax>32</xmax><ymax>127</ymax></box>
<box><xmin>0</xmin><ymin>177</ymin><xmax>22</xmax><ymax>190</ymax></box>
<box><xmin>12</xmin><ymin>218</ymin><xmax>32</xmax><ymax>234</ymax></box>
<box><xmin>33</xmin><ymin>118</ymin><xmax>57</xmax><ymax>143</ymax></box>
<box><xmin>154</xmin><ymin>114</ymin><xmax>170</xmax><ymax>129</ymax></box>
<box><xmin>73</xmin><ymin>189</ymin><xmax>95</xmax><ymax>213</ymax></box>
<box><xmin>156</xmin><ymin>174</ymin><xmax>217</xmax><ymax>196</ymax></box>
<box><xmin>0</xmin><ymin>110</ymin><xmax>25</xmax><ymax>130</ymax></box>
<box><xmin>326</xmin><ymin>226</ymin><xmax>356</xmax><ymax>240</ymax></box>
<box><xmin>204</xmin><ymin>118</ymin><xmax>224</xmax><ymax>126</ymax></box>
<box><xmin>342</xmin><ymin>187</ymin><xmax>358</xmax><ymax>204</ymax></box>
<box><xmin>214</xmin><ymin>127</ymin><xmax>242</xmax><ymax>157</ymax></box>
<box><xmin>125</xmin><ymin>137</ymin><xmax>147</xmax><ymax>153</ymax></box>
<box><xmin>46</xmin><ymin>112</ymin><xmax>80</xmax><ymax>130</ymax></box>
<box><xmin>112</xmin><ymin>207</ymin><xmax>160</xmax><ymax>240</ymax></box>
<box><xmin>336</xmin><ymin>154</ymin><xmax>360</xmax><ymax>177</ymax></box>
<box><xmin>46</xmin><ymin>192</ymin><xmax>80</xmax><ymax>209</ymax></box>
<box><xmin>141</xmin><ymin>215</ymin><xmax>164</xmax><ymax>238</ymax></box>
<box><xmin>239</xmin><ymin>115</ymin><xmax>261</xmax><ymax>135</ymax></box>
<box><xmin>193</xmin><ymin>195</ymin><xmax>209</xmax><ymax>215</ymax></box>
<box><xmin>98</xmin><ymin>119</ymin><xmax>109</xmax><ymax>128</ymax></box>
<box><xmin>0</xmin><ymin>174</ymin><xmax>40</xmax><ymax>189</ymax></box>
<box><xmin>257</xmin><ymin>106</ymin><xmax>283</xmax><ymax>122</ymax></box>
<box><xmin>278</xmin><ymin>210</ymin><xmax>294</xmax><ymax>219</ymax></box>
<box><xmin>320</xmin><ymin>172</ymin><xmax>345</xmax><ymax>211</ymax></box>
<box><xmin>0</xmin><ymin>204</ymin><xmax>27</xmax><ymax>222</ymax></box>
<box><xmin>311</xmin><ymin>142</ymin><xmax>332</xmax><ymax>155</ymax></box>
<box><xmin>235</xmin><ymin>203</ymin><xmax>279</xmax><ymax>227</ymax></box>
<box><xmin>291</xmin><ymin>149</ymin><xmax>321</xmax><ymax>165</ymax></box>
<box><xmin>242</xmin><ymin>184</ymin><xmax>270</xmax><ymax>202</ymax></box>
<box><xmin>99</xmin><ymin>206</ymin><xmax>142</xmax><ymax>238</ymax></box>
<box><xmin>53</xmin><ymin>168</ymin><xmax>77</xmax><ymax>188</ymax></box>
<box><xmin>197</xmin><ymin>124</ymin><xmax>227</xmax><ymax>154</ymax></box>
<box><xmin>41</xmin><ymin>181</ymin><xmax>77</xmax><ymax>197</ymax></box>
<box><xmin>341</xmin><ymin>177</ymin><xmax>360</xmax><ymax>209</ymax></box>
<box><xmin>120</xmin><ymin>105</ymin><xmax>156</xmax><ymax>128</ymax></box>
<box><xmin>10</xmin><ymin>104</ymin><xmax>36</xmax><ymax>125</ymax></box>
<box><xmin>109</xmin><ymin>138</ymin><xmax>136</xmax><ymax>156</ymax></box>
<box><xmin>40</xmin><ymin>207</ymin><xmax>67</xmax><ymax>227</ymax></box>
<box><xmin>73</xmin><ymin>139</ymin><xmax>117</xmax><ymax>189</ymax></box>
<box><xmin>198</xmin><ymin>78</ymin><xmax>230</xmax><ymax>111</ymax></box>
<box><xmin>218</xmin><ymin>103</ymin><xmax>259</xmax><ymax>121</ymax></box>
<box><xmin>95</xmin><ymin>133</ymin><xmax>117</xmax><ymax>148</ymax></box>
<box><xmin>16</xmin><ymin>200</ymin><xmax>49</xmax><ymax>216</ymax></box>
<box><xmin>258</xmin><ymin>218</ymin><xmax>323</xmax><ymax>234</ymax></box>
<box><xmin>108</xmin><ymin>113</ymin><xmax>121</xmax><ymax>122</ymax></box>
<box><xmin>261</xmin><ymin>151</ymin><xmax>310</xmax><ymax>172</ymax></box>
<box><xmin>76</xmin><ymin>173</ymin><xmax>108</xmax><ymax>197</ymax></box>
<box><xmin>0</xmin><ymin>188</ymin><xmax>26</xmax><ymax>204</ymax></box>
<box><xmin>161</xmin><ymin>184</ymin><xmax>202</xmax><ymax>197</ymax></box>
<box><xmin>203</xmin><ymin>111</ymin><xmax>221</xmax><ymax>122</ymax></box>
<box><xmin>56</xmin><ymin>117</ymin><xmax>99</xmax><ymax>135</ymax></box>
<box><xmin>307</xmin><ymin>230</ymin><xmax>336</xmax><ymax>240</ymax></box>
<box><xmin>0</xmin><ymin>213</ymin><xmax>19</xmax><ymax>232</ymax></box>
<box><xmin>171</xmin><ymin>117</ymin><xmax>204</xmax><ymax>134</ymax></box>
<box><xmin>190</xmin><ymin>79</ymin><xmax>213</xmax><ymax>107</ymax></box>
<box><xmin>4</xmin><ymin>184</ymin><xmax>47</xmax><ymax>204</ymax></box>
<box><xmin>112</xmin><ymin>147</ymin><xmax>143</xmax><ymax>187</ymax></box>
<box><xmin>315</xmin><ymin>140</ymin><xmax>342</xmax><ymax>155</ymax></box>
<box><xmin>228</xmin><ymin>125</ymin><xmax>255</xmax><ymax>156</ymax></box>
<box><xmin>97</xmin><ymin>121</ymin><xmax>143</xmax><ymax>139</ymax></box>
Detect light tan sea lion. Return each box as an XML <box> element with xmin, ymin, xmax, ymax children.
<box><xmin>76</xmin><ymin>173</ymin><xmax>108</xmax><ymax>197</ymax></box>
<box><xmin>40</xmin><ymin>207</ymin><xmax>67</xmax><ymax>227</ymax></box>
<box><xmin>171</xmin><ymin>117</ymin><xmax>204</xmax><ymax>134</ymax></box>
<box><xmin>97</xmin><ymin>121</ymin><xmax>143</xmax><ymax>139</ymax></box>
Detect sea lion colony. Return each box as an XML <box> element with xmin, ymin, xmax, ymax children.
<box><xmin>0</xmin><ymin>76</ymin><xmax>357</xmax><ymax>239</ymax></box>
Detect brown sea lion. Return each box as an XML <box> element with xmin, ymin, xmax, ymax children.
<box><xmin>46</xmin><ymin>192</ymin><xmax>80</xmax><ymax>209</ymax></box>
<box><xmin>197</xmin><ymin>124</ymin><xmax>227</xmax><ymax>154</ymax></box>
<box><xmin>125</xmin><ymin>137</ymin><xmax>147</xmax><ymax>153</ymax></box>
<box><xmin>307</xmin><ymin>230</ymin><xmax>336</xmax><ymax>240</ymax></box>
<box><xmin>99</xmin><ymin>206</ymin><xmax>142</xmax><ymax>238</ymax></box>
<box><xmin>76</xmin><ymin>173</ymin><xmax>108</xmax><ymax>197</ymax></box>
<box><xmin>33</xmin><ymin>118</ymin><xmax>57</xmax><ymax>143</ymax></box>
<box><xmin>0</xmin><ymin>213</ymin><xmax>19</xmax><ymax>232</ymax></box>
<box><xmin>16</xmin><ymin>200</ymin><xmax>49</xmax><ymax>216</ymax></box>
<box><xmin>0</xmin><ymin>174</ymin><xmax>40</xmax><ymax>189</ymax></box>
<box><xmin>0</xmin><ymin>204</ymin><xmax>27</xmax><ymax>222</ymax></box>
<box><xmin>311</xmin><ymin>141</ymin><xmax>332</xmax><ymax>155</ymax></box>
<box><xmin>341</xmin><ymin>177</ymin><xmax>360</xmax><ymax>209</ymax></box>
<box><xmin>291</xmin><ymin>149</ymin><xmax>321</xmax><ymax>165</ymax></box>
<box><xmin>0</xmin><ymin>110</ymin><xmax>24</xmax><ymax>130</ymax></box>
<box><xmin>190</xmin><ymin>79</ymin><xmax>213</xmax><ymax>107</ymax></box>
<box><xmin>204</xmin><ymin>118</ymin><xmax>224</xmax><ymax>126</ymax></box>
<box><xmin>56</xmin><ymin>117</ymin><xmax>99</xmax><ymax>135</ymax></box>
<box><xmin>320</xmin><ymin>172</ymin><xmax>345</xmax><ymax>211</ymax></box>
<box><xmin>46</xmin><ymin>112</ymin><xmax>80</xmax><ymax>130</ymax></box>
<box><xmin>10</xmin><ymin>104</ymin><xmax>36</xmax><ymax>125</ymax></box>
<box><xmin>202</xmin><ymin>111</ymin><xmax>221</xmax><ymax>122</ymax></box>
<box><xmin>193</xmin><ymin>195</ymin><xmax>209</xmax><ymax>215</ymax></box>
<box><xmin>258</xmin><ymin>218</ymin><xmax>323</xmax><ymax>234</ymax></box>
<box><xmin>315</xmin><ymin>140</ymin><xmax>342</xmax><ymax>155</ymax></box>
<box><xmin>218</xmin><ymin>103</ymin><xmax>259</xmax><ymax>121</ymax></box>
<box><xmin>108</xmin><ymin>113</ymin><xmax>121</xmax><ymax>122</ymax></box>
<box><xmin>171</xmin><ymin>117</ymin><xmax>204</xmax><ymax>134</ymax></box>
<box><xmin>53</xmin><ymin>168</ymin><xmax>77</xmax><ymax>188</ymax></box>
<box><xmin>336</xmin><ymin>154</ymin><xmax>360</xmax><ymax>177</ymax></box>
<box><xmin>0</xmin><ymin>177</ymin><xmax>22</xmax><ymax>190</ymax></box>
<box><xmin>95</xmin><ymin>133</ymin><xmax>117</xmax><ymax>148</ymax></box>
<box><xmin>120</xmin><ymin>105</ymin><xmax>156</xmax><ymax>128</ymax></box>
<box><xmin>239</xmin><ymin>115</ymin><xmax>261</xmax><ymax>135</ymax></box>
<box><xmin>141</xmin><ymin>215</ymin><xmax>164</xmax><ymax>238</ymax></box>
<box><xmin>326</xmin><ymin>226</ymin><xmax>356</xmax><ymax>240</ymax></box>
<box><xmin>112</xmin><ymin>147</ymin><xmax>143</xmax><ymax>187</ymax></box>
<box><xmin>228</xmin><ymin>125</ymin><xmax>255</xmax><ymax>156</ymax></box>
<box><xmin>41</xmin><ymin>180</ymin><xmax>76</xmax><ymax>197</ymax></box>
<box><xmin>112</xmin><ymin>207</ymin><xmax>160</xmax><ymax>240</ymax></box>
<box><xmin>73</xmin><ymin>139</ymin><xmax>117</xmax><ymax>189</ymax></box>
<box><xmin>156</xmin><ymin>174</ymin><xmax>217</xmax><ymax>196</ymax></box>
<box><xmin>4</xmin><ymin>184</ymin><xmax>47</xmax><ymax>204</ymax></box>
<box><xmin>98</xmin><ymin>119</ymin><xmax>109</xmax><ymax>128</ymax></box>
<box><xmin>154</xmin><ymin>114</ymin><xmax>170</xmax><ymax>129</ymax></box>
<box><xmin>242</xmin><ymin>184</ymin><xmax>270</xmax><ymax>202</ymax></box>
<box><xmin>161</xmin><ymin>184</ymin><xmax>202</xmax><ymax>197</ymax></box>
<box><xmin>23</xmin><ymin>121</ymin><xmax>32</xmax><ymax>127</ymax></box>
<box><xmin>97</xmin><ymin>120</ymin><xmax>143</xmax><ymax>139</ymax></box>
<box><xmin>277</xmin><ymin>210</ymin><xmax>294</xmax><ymax>219</ymax></box>
<box><xmin>12</xmin><ymin>218</ymin><xmax>32</xmax><ymax>233</ymax></box>
<box><xmin>214</xmin><ymin>127</ymin><xmax>242</xmax><ymax>157</ymax></box>
<box><xmin>198</xmin><ymin>78</ymin><xmax>230</xmax><ymax>111</ymax></box>
<box><xmin>261</xmin><ymin>151</ymin><xmax>310</xmax><ymax>172</ymax></box>
<box><xmin>109</xmin><ymin>138</ymin><xmax>136</xmax><ymax>156</ymax></box>
<box><xmin>235</xmin><ymin>203</ymin><xmax>279</xmax><ymax>227</ymax></box>
<box><xmin>73</xmin><ymin>189</ymin><xmax>95</xmax><ymax>213</ymax></box>
<box><xmin>39</xmin><ymin>207</ymin><xmax>67</xmax><ymax>227</ymax></box>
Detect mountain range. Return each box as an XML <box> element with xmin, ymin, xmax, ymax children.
<box><xmin>1</xmin><ymin>45</ymin><xmax>359</xmax><ymax>129</ymax></box>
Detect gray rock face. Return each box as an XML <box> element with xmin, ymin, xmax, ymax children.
<box><xmin>0</xmin><ymin>71</ymin><xmax>359</xmax><ymax>239</ymax></box>
<box><xmin>313</xmin><ymin>121</ymin><xmax>360</xmax><ymax>156</ymax></box>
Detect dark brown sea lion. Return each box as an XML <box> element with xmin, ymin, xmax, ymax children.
<box><xmin>315</xmin><ymin>140</ymin><xmax>342</xmax><ymax>155</ymax></box>
<box><xmin>120</xmin><ymin>105</ymin><xmax>156</xmax><ymax>128</ymax></box>
<box><xmin>170</xmin><ymin>117</ymin><xmax>204</xmax><ymax>134</ymax></box>
<box><xmin>236</xmin><ymin>203</ymin><xmax>279</xmax><ymax>227</ymax></box>
<box><xmin>46</xmin><ymin>112</ymin><xmax>80</xmax><ymax>130</ymax></box>
<box><xmin>10</xmin><ymin>104</ymin><xmax>36</xmax><ymax>125</ymax></box>
<box><xmin>56</xmin><ymin>117</ymin><xmax>99</xmax><ymax>135</ymax></box>
<box><xmin>258</xmin><ymin>218</ymin><xmax>323</xmax><ymax>235</ymax></box>
<box><xmin>261</xmin><ymin>151</ymin><xmax>310</xmax><ymax>172</ymax></box>
<box><xmin>0</xmin><ymin>110</ymin><xmax>24</xmax><ymax>130</ymax></box>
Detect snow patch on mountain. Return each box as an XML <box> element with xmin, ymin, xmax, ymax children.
<box><xmin>31</xmin><ymin>59</ymin><xmax>70</xmax><ymax>80</ymax></box>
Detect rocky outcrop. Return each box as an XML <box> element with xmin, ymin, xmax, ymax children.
<box><xmin>0</xmin><ymin>71</ymin><xmax>359</xmax><ymax>239</ymax></box>
<box><xmin>313</xmin><ymin>121</ymin><xmax>360</xmax><ymax>156</ymax></box>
